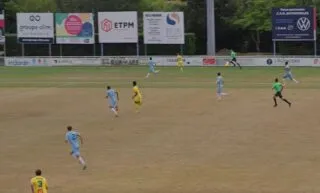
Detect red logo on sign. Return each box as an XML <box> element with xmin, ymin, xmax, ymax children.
<box><xmin>314</xmin><ymin>58</ymin><xmax>319</xmax><ymax>65</ymax></box>
<box><xmin>202</xmin><ymin>57</ymin><xmax>216</xmax><ymax>65</ymax></box>
<box><xmin>101</xmin><ymin>19</ymin><xmax>112</xmax><ymax>32</ymax></box>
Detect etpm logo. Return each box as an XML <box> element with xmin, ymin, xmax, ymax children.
<box><xmin>166</xmin><ymin>12</ymin><xmax>180</xmax><ymax>25</ymax></box>
<box><xmin>101</xmin><ymin>19</ymin><xmax>112</xmax><ymax>32</ymax></box>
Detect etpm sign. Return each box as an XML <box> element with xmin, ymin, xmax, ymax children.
<box><xmin>272</xmin><ymin>7</ymin><xmax>317</xmax><ymax>41</ymax></box>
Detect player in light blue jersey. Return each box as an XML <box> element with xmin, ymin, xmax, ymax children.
<box><xmin>283</xmin><ymin>61</ymin><xmax>299</xmax><ymax>83</ymax></box>
<box><xmin>145</xmin><ymin>57</ymin><xmax>160</xmax><ymax>78</ymax></box>
<box><xmin>106</xmin><ymin>86</ymin><xmax>119</xmax><ymax>117</ymax></box>
<box><xmin>65</xmin><ymin>126</ymin><xmax>87</xmax><ymax>170</ymax></box>
<box><xmin>216</xmin><ymin>72</ymin><xmax>226</xmax><ymax>100</ymax></box>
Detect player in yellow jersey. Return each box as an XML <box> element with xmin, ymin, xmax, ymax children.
<box><xmin>176</xmin><ymin>53</ymin><xmax>184</xmax><ymax>72</ymax></box>
<box><xmin>30</xmin><ymin>169</ymin><xmax>48</xmax><ymax>193</ymax></box>
<box><xmin>132</xmin><ymin>81</ymin><xmax>142</xmax><ymax>113</ymax></box>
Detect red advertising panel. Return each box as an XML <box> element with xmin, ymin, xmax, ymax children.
<box><xmin>202</xmin><ymin>56</ymin><xmax>216</xmax><ymax>66</ymax></box>
<box><xmin>0</xmin><ymin>11</ymin><xmax>4</xmax><ymax>44</ymax></box>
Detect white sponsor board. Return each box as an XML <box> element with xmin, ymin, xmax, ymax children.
<box><xmin>5</xmin><ymin>57</ymin><xmax>51</xmax><ymax>66</ymax></box>
<box><xmin>102</xmin><ymin>56</ymin><xmax>139</xmax><ymax>65</ymax></box>
<box><xmin>5</xmin><ymin>57</ymin><xmax>101</xmax><ymax>66</ymax></box>
<box><xmin>17</xmin><ymin>13</ymin><xmax>54</xmax><ymax>44</ymax></box>
<box><xmin>4</xmin><ymin>56</ymin><xmax>320</xmax><ymax>67</ymax></box>
<box><xmin>215</xmin><ymin>57</ymin><xmax>316</xmax><ymax>67</ymax></box>
<box><xmin>51</xmin><ymin>58</ymin><xmax>101</xmax><ymax>66</ymax></box>
<box><xmin>98</xmin><ymin>12</ymin><xmax>138</xmax><ymax>43</ymax></box>
<box><xmin>263</xmin><ymin>57</ymin><xmax>308</xmax><ymax>66</ymax></box>
<box><xmin>143</xmin><ymin>12</ymin><xmax>185</xmax><ymax>44</ymax></box>
<box><xmin>149</xmin><ymin>56</ymin><xmax>202</xmax><ymax>66</ymax></box>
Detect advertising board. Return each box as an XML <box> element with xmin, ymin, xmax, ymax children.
<box><xmin>98</xmin><ymin>12</ymin><xmax>138</xmax><ymax>43</ymax></box>
<box><xmin>51</xmin><ymin>58</ymin><xmax>101</xmax><ymax>65</ymax></box>
<box><xmin>102</xmin><ymin>57</ymin><xmax>139</xmax><ymax>65</ymax></box>
<box><xmin>0</xmin><ymin>10</ymin><xmax>4</xmax><ymax>44</ymax></box>
<box><xmin>143</xmin><ymin>12</ymin><xmax>184</xmax><ymax>44</ymax></box>
<box><xmin>17</xmin><ymin>13</ymin><xmax>54</xmax><ymax>43</ymax></box>
<box><xmin>55</xmin><ymin>13</ymin><xmax>95</xmax><ymax>44</ymax></box>
<box><xmin>272</xmin><ymin>7</ymin><xmax>316</xmax><ymax>41</ymax></box>
<box><xmin>5</xmin><ymin>57</ymin><xmax>51</xmax><ymax>66</ymax></box>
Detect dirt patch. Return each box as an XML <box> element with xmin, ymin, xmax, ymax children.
<box><xmin>0</xmin><ymin>88</ymin><xmax>319</xmax><ymax>193</ymax></box>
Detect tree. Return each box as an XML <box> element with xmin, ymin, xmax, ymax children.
<box><xmin>5</xmin><ymin>0</ymin><xmax>57</xmax><ymax>12</ymax></box>
<box><xmin>224</xmin><ymin>0</ymin><xmax>296</xmax><ymax>52</ymax></box>
<box><xmin>225</xmin><ymin>0</ymin><xmax>320</xmax><ymax>52</ymax></box>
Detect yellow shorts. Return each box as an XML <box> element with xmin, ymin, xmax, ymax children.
<box><xmin>134</xmin><ymin>98</ymin><xmax>142</xmax><ymax>105</ymax></box>
<box><xmin>177</xmin><ymin>62</ymin><xmax>183</xmax><ymax>67</ymax></box>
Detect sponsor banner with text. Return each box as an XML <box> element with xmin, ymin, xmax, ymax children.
<box><xmin>4</xmin><ymin>56</ymin><xmax>320</xmax><ymax>67</ymax></box>
<box><xmin>98</xmin><ymin>12</ymin><xmax>138</xmax><ymax>43</ymax></box>
<box><xmin>102</xmin><ymin>57</ymin><xmax>139</xmax><ymax>65</ymax></box>
<box><xmin>55</xmin><ymin>13</ymin><xmax>95</xmax><ymax>44</ymax></box>
<box><xmin>272</xmin><ymin>7</ymin><xmax>316</xmax><ymax>41</ymax></box>
<box><xmin>51</xmin><ymin>58</ymin><xmax>101</xmax><ymax>66</ymax></box>
<box><xmin>5</xmin><ymin>57</ymin><xmax>51</xmax><ymax>66</ymax></box>
<box><xmin>202</xmin><ymin>56</ymin><xmax>216</xmax><ymax>66</ymax></box>
<box><xmin>263</xmin><ymin>57</ymin><xmax>311</xmax><ymax>66</ymax></box>
<box><xmin>17</xmin><ymin>13</ymin><xmax>54</xmax><ymax>44</ymax></box>
<box><xmin>151</xmin><ymin>56</ymin><xmax>202</xmax><ymax>66</ymax></box>
<box><xmin>143</xmin><ymin>12</ymin><xmax>185</xmax><ymax>44</ymax></box>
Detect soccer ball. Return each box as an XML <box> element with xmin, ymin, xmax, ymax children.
<box><xmin>224</xmin><ymin>61</ymin><xmax>230</xmax><ymax>66</ymax></box>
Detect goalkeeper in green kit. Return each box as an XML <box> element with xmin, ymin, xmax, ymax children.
<box><xmin>272</xmin><ymin>78</ymin><xmax>291</xmax><ymax>107</ymax></box>
<box><xmin>230</xmin><ymin>50</ymin><xmax>242</xmax><ymax>69</ymax></box>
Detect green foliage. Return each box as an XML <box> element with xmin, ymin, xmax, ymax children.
<box><xmin>223</xmin><ymin>0</ymin><xmax>319</xmax><ymax>52</ymax></box>
<box><xmin>5</xmin><ymin>0</ymin><xmax>57</xmax><ymax>12</ymax></box>
<box><xmin>227</xmin><ymin>0</ymin><xmax>308</xmax><ymax>31</ymax></box>
<box><xmin>139</xmin><ymin>0</ymin><xmax>179</xmax><ymax>11</ymax></box>
<box><xmin>185</xmin><ymin>33</ymin><xmax>196</xmax><ymax>54</ymax></box>
<box><xmin>2</xmin><ymin>0</ymin><xmax>320</xmax><ymax>54</ymax></box>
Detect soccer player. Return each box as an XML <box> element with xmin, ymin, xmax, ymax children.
<box><xmin>106</xmin><ymin>86</ymin><xmax>119</xmax><ymax>117</ymax></box>
<box><xmin>30</xmin><ymin>169</ymin><xmax>48</xmax><ymax>193</ymax></box>
<box><xmin>65</xmin><ymin>126</ymin><xmax>87</xmax><ymax>170</ymax></box>
<box><xmin>283</xmin><ymin>61</ymin><xmax>299</xmax><ymax>83</ymax></box>
<box><xmin>216</xmin><ymin>72</ymin><xmax>224</xmax><ymax>100</ymax></box>
<box><xmin>176</xmin><ymin>53</ymin><xmax>184</xmax><ymax>72</ymax></box>
<box><xmin>132</xmin><ymin>81</ymin><xmax>142</xmax><ymax>113</ymax></box>
<box><xmin>146</xmin><ymin>57</ymin><xmax>160</xmax><ymax>78</ymax></box>
<box><xmin>230</xmin><ymin>49</ymin><xmax>242</xmax><ymax>69</ymax></box>
<box><xmin>272</xmin><ymin>78</ymin><xmax>291</xmax><ymax>107</ymax></box>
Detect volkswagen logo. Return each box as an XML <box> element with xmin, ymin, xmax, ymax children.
<box><xmin>297</xmin><ymin>17</ymin><xmax>310</xmax><ymax>31</ymax></box>
<box><xmin>29</xmin><ymin>15</ymin><xmax>40</xmax><ymax>21</ymax></box>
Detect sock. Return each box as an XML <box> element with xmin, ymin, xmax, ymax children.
<box><xmin>293</xmin><ymin>79</ymin><xmax>299</xmax><ymax>83</ymax></box>
<box><xmin>79</xmin><ymin>157</ymin><xmax>86</xmax><ymax>166</ymax></box>
<box><xmin>146</xmin><ymin>73</ymin><xmax>150</xmax><ymax>78</ymax></box>
<box><xmin>135</xmin><ymin>104</ymin><xmax>140</xmax><ymax>112</ymax></box>
<box><xmin>111</xmin><ymin>108</ymin><xmax>118</xmax><ymax>115</ymax></box>
<box><xmin>180</xmin><ymin>67</ymin><xmax>183</xmax><ymax>72</ymax></box>
<box><xmin>273</xmin><ymin>97</ymin><xmax>277</xmax><ymax>105</ymax></box>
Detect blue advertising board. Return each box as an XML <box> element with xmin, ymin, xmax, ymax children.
<box><xmin>272</xmin><ymin>7</ymin><xmax>316</xmax><ymax>41</ymax></box>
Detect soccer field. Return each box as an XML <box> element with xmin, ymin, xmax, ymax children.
<box><xmin>1</xmin><ymin>66</ymin><xmax>320</xmax><ymax>193</ymax></box>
